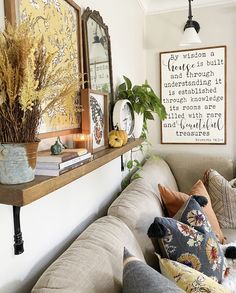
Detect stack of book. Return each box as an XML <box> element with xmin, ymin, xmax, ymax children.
<box><xmin>35</xmin><ymin>148</ymin><xmax>92</xmax><ymax>176</ymax></box>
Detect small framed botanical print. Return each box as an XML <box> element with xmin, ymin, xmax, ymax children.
<box><xmin>81</xmin><ymin>89</ymin><xmax>109</xmax><ymax>153</ymax></box>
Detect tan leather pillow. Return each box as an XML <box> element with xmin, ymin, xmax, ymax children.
<box><xmin>158</xmin><ymin>180</ymin><xmax>225</xmax><ymax>244</ymax></box>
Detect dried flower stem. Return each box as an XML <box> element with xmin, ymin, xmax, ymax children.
<box><xmin>0</xmin><ymin>19</ymin><xmax>83</xmax><ymax>143</ymax></box>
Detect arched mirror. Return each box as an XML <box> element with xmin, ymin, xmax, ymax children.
<box><xmin>82</xmin><ymin>8</ymin><xmax>114</xmax><ymax>110</ymax></box>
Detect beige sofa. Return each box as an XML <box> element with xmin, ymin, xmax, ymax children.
<box><xmin>32</xmin><ymin>153</ymin><xmax>235</xmax><ymax>293</ymax></box>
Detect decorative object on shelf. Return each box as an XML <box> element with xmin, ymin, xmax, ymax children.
<box><xmin>180</xmin><ymin>0</ymin><xmax>201</xmax><ymax>46</ymax></box>
<box><xmin>50</xmin><ymin>137</ymin><xmax>68</xmax><ymax>155</ymax></box>
<box><xmin>82</xmin><ymin>7</ymin><xmax>114</xmax><ymax>102</ymax></box>
<box><xmin>0</xmin><ymin>19</ymin><xmax>83</xmax><ymax>184</ymax></box>
<box><xmin>109</xmin><ymin>130</ymin><xmax>128</xmax><ymax>146</ymax></box>
<box><xmin>108</xmin><ymin>130</ymin><xmax>128</xmax><ymax>148</ymax></box>
<box><xmin>82</xmin><ymin>7</ymin><xmax>114</xmax><ymax>129</ymax></box>
<box><xmin>81</xmin><ymin>89</ymin><xmax>109</xmax><ymax>153</ymax></box>
<box><xmin>73</xmin><ymin>133</ymin><xmax>92</xmax><ymax>152</ymax></box>
<box><xmin>4</xmin><ymin>0</ymin><xmax>83</xmax><ymax>138</ymax></box>
<box><xmin>50</xmin><ymin>140</ymin><xmax>62</xmax><ymax>156</ymax></box>
<box><xmin>0</xmin><ymin>142</ymin><xmax>39</xmax><ymax>184</ymax></box>
<box><xmin>160</xmin><ymin>46</ymin><xmax>226</xmax><ymax>144</ymax></box>
<box><xmin>116</xmin><ymin>76</ymin><xmax>167</xmax><ymax>139</ymax></box>
<box><xmin>108</xmin><ymin>133</ymin><xmax>123</xmax><ymax>148</ymax></box>
<box><xmin>112</xmin><ymin>100</ymin><xmax>135</xmax><ymax>138</ymax></box>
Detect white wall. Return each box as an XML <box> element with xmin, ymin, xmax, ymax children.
<box><xmin>0</xmin><ymin>1</ymin><xmax>146</xmax><ymax>292</ymax></box>
<box><xmin>145</xmin><ymin>4</ymin><xmax>236</xmax><ymax>159</ymax></box>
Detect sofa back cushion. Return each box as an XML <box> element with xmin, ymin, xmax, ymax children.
<box><xmin>108</xmin><ymin>177</ymin><xmax>164</xmax><ymax>269</ymax></box>
<box><xmin>164</xmin><ymin>153</ymin><xmax>233</xmax><ymax>193</ymax></box>
<box><xmin>32</xmin><ymin>216</ymin><xmax>144</xmax><ymax>293</ymax></box>
<box><xmin>137</xmin><ymin>156</ymin><xmax>178</xmax><ymax>192</ymax></box>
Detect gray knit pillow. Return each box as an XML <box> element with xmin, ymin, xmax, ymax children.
<box><xmin>123</xmin><ymin>248</ymin><xmax>184</xmax><ymax>293</ymax></box>
<box><xmin>205</xmin><ymin>169</ymin><xmax>236</xmax><ymax>228</ymax></box>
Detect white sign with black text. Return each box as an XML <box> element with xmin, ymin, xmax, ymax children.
<box><xmin>160</xmin><ymin>46</ymin><xmax>226</xmax><ymax>144</ymax></box>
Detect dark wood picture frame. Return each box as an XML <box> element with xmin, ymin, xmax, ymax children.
<box><xmin>82</xmin><ymin>8</ymin><xmax>114</xmax><ymax>128</ymax></box>
<box><xmin>81</xmin><ymin>89</ymin><xmax>109</xmax><ymax>153</ymax></box>
<box><xmin>160</xmin><ymin>45</ymin><xmax>227</xmax><ymax>145</ymax></box>
<box><xmin>4</xmin><ymin>0</ymin><xmax>83</xmax><ymax>139</ymax></box>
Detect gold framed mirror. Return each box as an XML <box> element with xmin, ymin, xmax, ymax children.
<box><xmin>82</xmin><ymin>8</ymin><xmax>114</xmax><ymax>113</ymax></box>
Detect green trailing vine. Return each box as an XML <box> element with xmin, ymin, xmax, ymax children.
<box><xmin>116</xmin><ymin>75</ymin><xmax>167</xmax><ymax>139</ymax></box>
<box><xmin>117</xmin><ymin>75</ymin><xmax>167</xmax><ymax>190</ymax></box>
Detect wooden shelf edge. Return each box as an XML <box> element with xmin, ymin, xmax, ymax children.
<box><xmin>0</xmin><ymin>138</ymin><xmax>144</xmax><ymax>207</ymax></box>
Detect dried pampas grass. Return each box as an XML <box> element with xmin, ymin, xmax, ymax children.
<box><xmin>0</xmin><ymin>19</ymin><xmax>83</xmax><ymax>143</ymax></box>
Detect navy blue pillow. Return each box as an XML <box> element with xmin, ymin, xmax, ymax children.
<box><xmin>148</xmin><ymin>196</ymin><xmax>224</xmax><ymax>283</ymax></box>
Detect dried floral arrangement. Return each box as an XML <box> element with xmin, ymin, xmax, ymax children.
<box><xmin>0</xmin><ymin>20</ymin><xmax>83</xmax><ymax>143</ymax></box>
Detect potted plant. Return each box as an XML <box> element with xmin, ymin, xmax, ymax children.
<box><xmin>116</xmin><ymin>76</ymin><xmax>167</xmax><ymax>138</ymax></box>
<box><xmin>0</xmin><ymin>20</ymin><xmax>83</xmax><ymax>184</ymax></box>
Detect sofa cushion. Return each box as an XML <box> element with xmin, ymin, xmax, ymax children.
<box><xmin>148</xmin><ymin>197</ymin><xmax>224</xmax><ymax>282</ymax></box>
<box><xmin>32</xmin><ymin>216</ymin><xmax>144</xmax><ymax>293</ymax></box>
<box><xmin>108</xmin><ymin>177</ymin><xmax>164</xmax><ymax>269</ymax></box>
<box><xmin>205</xmin><ymin>169</ymin><xmax>236</xmax><ymax>229</ymax></box>
<box><xmin>123</xmin><ymin>248</ymin><xmax>185</xmax><ymax>293</ymax></box>
<box><xmin>164</xmin><ymin>153</ymin><xmax>233</xmax><ymax>193</ymax></box>
<box><xmin>158</xmin><ymin>180</ymin><xmax>224</xmax><ymax>243</ymax></box>
<box><xmin>157</xmin><ymin>255</ymin><xmax>231</xmax><ymax>293</ymax></box>
<box><xmin>136</xmin><ymin>156</ymin><xmax>178</xmax><ymax>193</ymax></box>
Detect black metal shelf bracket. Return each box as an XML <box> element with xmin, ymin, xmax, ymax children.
<box><xmin>121</xmin><ymin>154</ymin><xmax>124</xmax><ymax>171</ymax></box>
<box><xmin>13</xmin><ymin>206</ymin><xmax>24</xmax><ymax>255</ymax></box>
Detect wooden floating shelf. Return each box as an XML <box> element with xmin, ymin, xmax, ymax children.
<box><xmin>0</xmin><ymin>138</ymin><xmax>143</xmax><ymax>207</ymax></box>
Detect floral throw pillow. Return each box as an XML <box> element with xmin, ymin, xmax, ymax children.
<box><xmin>148</xmin><ymin>196</ymin><xmax>224</xmax><ymax>283</ymax></box>
<box><xmin>158</xmin><ymin>180</ymin><xmax>225</xmax><ymax>244</ymax></box>
<box><xmin>156</xmin><ymin>254</ymin><xmax>231</xmax><ymax>293</ymax></box>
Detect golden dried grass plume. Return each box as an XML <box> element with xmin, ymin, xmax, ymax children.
<box><xmin>0</xmin><ymin>19</ymin><xmax>83</xmax><ymax>143</ymax></box>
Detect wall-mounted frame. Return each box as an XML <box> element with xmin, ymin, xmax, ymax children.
<box><xmin>82</xmin><ymin>8</ymin><xmax>114</xmax><ymax>126</ymax></box>
<box><xmin>4</xmin><ymin>0</ymin><xmax>83</xmax><ymax>139</ymax></box>
<box><xmin>160</xmin><ymin>46</ymin><xmax>226</xmax><ymax>144</ymax></box>
<box><xmin>81</xmin><ymin>89</ymin><xmax>109</xmax><ymax>153</ymax></box>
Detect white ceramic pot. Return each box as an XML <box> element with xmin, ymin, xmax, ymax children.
<box><xmin>133</xmin><ymin>112</ymin><xmax>144</xmax><ymax>138</ymax></box>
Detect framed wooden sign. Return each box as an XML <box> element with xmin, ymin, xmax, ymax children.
<box><xmin>81</xmin><ymin>89</ymin><xmax>109</xmax><ymax>153</ymax></box>
<box><xmin>160</xmin><ymin>46</ymin><xmax>226</xmax><ymax>144</ymax></box>
<box><xmin>4</xmin><ymin>0</ymin><xmax>83</xmax><ymax>139</ymax></box>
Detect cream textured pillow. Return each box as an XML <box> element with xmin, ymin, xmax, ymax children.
<box><xmin>205</xmin><ymin>169</ymin><xmax>236</xmax><ymax>229</ymax></box>
<box><xmin>157</xmin><ymin>254</ymin><xmax>231</xmax><ymax>293</ymax></box>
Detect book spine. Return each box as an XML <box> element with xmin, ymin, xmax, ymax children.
<box><xmin>59</xmin><ymin>158</ymin><xmax>91</xmax><ymax>175</ymax></box>
<box><xmin>59</xmin><ymin>153</ymin><xmax>91</xmax><ymax>169</ymax></box>
<box><xmin>35</xmin><ymin>169</ymin><xmax>60</xmax><ymax>176</ymax></box>
<box><xmin>60</xmin><ymin>153</ymin><xmax>79</xmax><ymax>162</ymax></box>
<box><xmin>36</xmin><ymin>162</ymin><xmax>60</xmax><ymax>170</ymax></box>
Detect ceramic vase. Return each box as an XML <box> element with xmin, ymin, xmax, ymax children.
<box><xmin>0</xmin><ymin>142</ymin><xmax>39</xmax><ymax>184</ymax></box>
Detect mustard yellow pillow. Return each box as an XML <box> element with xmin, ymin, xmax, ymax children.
<box><xmin>156</xmin><ymin>254</ymin><xmax>231</xmax><ymax>293</ymax></box>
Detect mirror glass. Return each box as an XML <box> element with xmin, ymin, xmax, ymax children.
<box><xmin>82</xmin><ymin>8</ymin><xmax>114</xmax><ymax>105</ymax></box>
